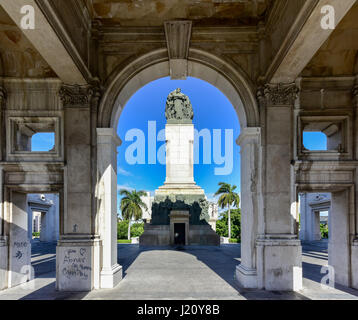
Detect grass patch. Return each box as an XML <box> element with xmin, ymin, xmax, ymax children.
<box><xmin>117</xmin><ymin>239</ymin><xmax>131</xmax><ymax>244</ymax></box>
<box><xmin>229</xmin><ymin>238</ymin><xmax>238</xmax><ymax>243</ymax></box>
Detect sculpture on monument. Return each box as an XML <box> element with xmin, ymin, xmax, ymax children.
<box><xmin>139</xmin><ymin>89</ymin><xmax>220</xmax><ymax>246</ymax></box>
<box><xmin>165</xmin><ymin>88</ymin><xmax>194</xmax><ymax>123</ymax></box>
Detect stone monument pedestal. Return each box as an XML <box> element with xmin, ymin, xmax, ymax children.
<box><xmin>139</xmin><ymin>88</ymin><xmax>220</xmax><ymax>246</ymax></box>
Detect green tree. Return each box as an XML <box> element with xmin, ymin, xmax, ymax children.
<box><xmin>119</xmin><ymin>189</ymin><xmax>148</xmax><ymax>240</ymax></box>
<box><xmin>216</xmin><ymin>209</ymin><xmax>241</xmax><ymax>241</ymax></box>
<box><xmin>117</xmin><ymin>220</ymin><xmax>129</xmax><ymax>239</ymax></box>
<box><xmin>214</xmin><ymin>183</ymin><xmax>240</xmax><ymax>239</ymax></box>
<box><xmin>320</xmin><ymin>223</ymin><xmax>329</xmax><ymax>239</ymax></box>
<box><xmin>131</xmin><ymin>222</ymin><xmax>144</xmax><ymax>237</ymax></box>
<box><xmin>117</xmin><ymin>221</ymin><xmax>145</xmax><ymax>240</ymax></box>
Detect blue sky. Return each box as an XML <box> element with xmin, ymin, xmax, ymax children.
<box><xmin>303</xmin><ymin>132</ymin><xmax>327</xmax><ymax>150</ymax></box>
<box><xmin>32</xmin><ymin>132</ymin><xmax>55</xmax><ymax>151</ymax></box>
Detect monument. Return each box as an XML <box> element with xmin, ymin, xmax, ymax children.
<box><xmin>140</xmin><ymin>89</ymin><xmax>220</xmax><ymax>246</ymax></box>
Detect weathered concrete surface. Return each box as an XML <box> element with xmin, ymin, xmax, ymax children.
<box><xmin>0</xmin><ymin>242</ymin><xmax>358</xmax><ymax>300</ymax></box>
<box><xmin>1</xmin><ymin>0</ymin><xmax>88</xmax><ymax>84</ymax></box>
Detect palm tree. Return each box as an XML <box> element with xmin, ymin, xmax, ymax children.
<box><xmin>119</xmin><ymin>189</ymin><xmax>148</xmax><ymax>240</ymax></box>
<box><xmin>214</xmin><ymin>183</ymin><xmax>240</xmax><ymax>239</ymax></box>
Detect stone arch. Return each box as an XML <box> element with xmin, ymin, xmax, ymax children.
<box><xmin>95</xmin><ymin>48</ymin><xmax>262</xmax><ymax>290</ymax></box>
<box><xmin>98</xmin><ymin>48</ymin><xmax>259</xmax><ymax>130</ymax></box>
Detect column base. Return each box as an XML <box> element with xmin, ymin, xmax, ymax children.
<box><xmin>8</xmin><ymin>238</ymin><xmax>32</xmax><ymax>288</ymax></box>
<box><xmin>0</xmin><ymin>237</ymin><xmax>8</xmax><ymax>290</ymax></box>
<box><xmin>235</xmin><ymin>264</ymin><xmax>258</xmax><ymax>288</ymax></box>
<box><xmin>56</xmin><ymin>238</ymin><xmax>100</xmax><ymax>292</ymax></box>
<box><xmin>100</xmin><ymin>264</ymin><xmax>123</xmax><ymax>289</ymax></box>
<box><xmin>256</xmin><ymin>235</ymin><xmax>302</xmax><ymax>291</ymax></box>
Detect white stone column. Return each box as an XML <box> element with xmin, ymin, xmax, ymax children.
<box><xmin>0</xmin><ymin>166</ymin><xmax>8</xmax><ymax>290</ymax></box>
<box><xmin>56</xmin><ymin>84</ymin><xmax>101</xmax><ymax>291</ymax></box>
<box><xmin>329</xmin><ymin>190</ymin><xmax>350</xmax><ymax>287</ymax></box>
<box><xmin>352</xmin><ymin>81</ymin><xmax>358</xmax><ymax>289</ymax></box>
<box><xmin>235</xmin><ymin>127</ymin><xmax>261</xmax><ymax>288</ymax></box>
<box><xmin>27</xmin><ymin>201</ymin><xmax>33</xmax><ymax>241</ymax></box>
<box><xmin>256</xmin><ymin>83</ymin><xmax>302</xmax><ymax>291</ymax></box>
<box><xmin>299</xmin><ymin>193</ymin><xmax>307</xmax><ymax>240</ymax></box>
<box><xmin>313</xmin><ymin>211</ymin><xmax>321</xmax><ymax>241</ymax></box>
<box><xmin>8</xmin><ymin>191</ymin><xmax>32</xmax><ymax>288</ymax></box>
<box><xmin>352</xmin><ymin>239</ymin><xmax>358</xmax><ymax>289</ymax></box>
<box><xmin>96</xmin><ymin>128</ymin><xmax>122</xmax><ymax>289</ymax></box>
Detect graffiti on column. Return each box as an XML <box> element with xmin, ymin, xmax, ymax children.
<box><xmin>61</xmin><ymin>248</ymin><xmax>91</xmax><ymax>280</ymax></box>
<box><xmin>13</xmin><ymin>242</ymin><xmax>28</xmax><ymax>260</ymax></box>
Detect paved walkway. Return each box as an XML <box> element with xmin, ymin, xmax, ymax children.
<box><xmin>0</xmin><ymin>241</ymin><xmax>358</xmax><ymax>300</ymax></box>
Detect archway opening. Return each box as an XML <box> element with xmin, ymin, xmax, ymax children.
<box><xmin>299</xmin><ymin>189</ymin><xmax>352</xmax><ymax>291</ymax></box>
<box><xmin>28</xmin><ymin>193</ymin><xmax>59</xmax><ymax>281</ymax></box>
<box><xmin>117</xmin><ymin>76</ymin><xmax>241</xmax><ymax>214</ymax></box>
<box><xmin>96</xmin><ymin>52</ymin><xmax>259</xmax><ymax>292</ymax></box>
<box><xmin>113</xmin><ymin>76</ymin><xmax>243</xmax><ymax>296</ymax></box>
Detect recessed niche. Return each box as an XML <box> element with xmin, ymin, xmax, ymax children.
<box><xmin>298</xmin><ymin>115</ymin><xmax>350</xmax><ymax>159</ymax></box>
<box><xmin>7</xmin><ymin>117</ymin><xmax>62</xmax><ymax>160</ymax></box>
<box><xmin>12</xmin><ymin>119</ymin><xmax>56</xmax><ymax>153</ymax></box>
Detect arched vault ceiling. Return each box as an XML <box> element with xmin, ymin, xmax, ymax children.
<box><xmin>91</xmin><ymin>0</ymin><xmax>273</xmax><ymax>27</ymax></box>
<box><xmin>302</xmin><ymin>2</ymin><xmax>358</xmax><ymax>77</ymax></box>
<box><xmin>0</xmin><ymin>6</ymin><xmax>56</xmax><ymax>78</ymax></box>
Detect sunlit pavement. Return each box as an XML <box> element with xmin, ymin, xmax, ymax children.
<box><xmin>0</xmin><ymin>242</ymin><xmax>357</xmax><ymax>300</ymax></box>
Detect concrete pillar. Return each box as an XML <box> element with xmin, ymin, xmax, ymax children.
<box><xmin>256</xmin><ymin>83</ymin><xmax>302</xmax><ymax>291</ymax></box>
<box><xmin>40</xmin><ymin>212</ymin><xmax>47</xmax><ymax>242</ymax></box>
<box><xmin>8</xmin><ymin>191</ymin><xmax>32</xmax><ymax>288</ymax></box>
<box><xmin>53</xmin><ymin>194</ymin><xmax>60</xmax><ymax>241</ymax></box>
<box><xmin>27</xmin><ymin>202</ymin><xmax>33</xmax><ymax>240</ymax></box>
<box><xmin>313</xmin><ymin>211</ymin><xmax>321</xmax><ymax>241</ymax></box>
<box><xmin>0</xmin><ymin>89</ymin><xmax>7</xmax><ymax>290</ymax></box>
<box><xmin>40</xmin><ymin>195</ymin><xmax>60</xmax><ymax>242</ymax></box>
<box><xmin>56</xmin><ymin>85</ymin><xmax>101</xmax><ymax>291</ymax></box>
<box><xmin>352</xmin><ymin>239</ymin><xmax>358</xmax><ymax>289</ymax></box>
<box><xmin>0</xmin><ymin>167</ymin><xmax>8</xmax><ymax>290</ymax></box>
<box><xmin>329</xmin><ymin>190</ymin><xmax>350</xmax><ymax>287</ymax></box>
<box><xmin>352</xmin><ymin>80</ymin><xmax>358</xmax><ymax>289</ymax></box>
<box><xmin>96</xmin><ymin>128</ymin><xmax>122</xmax><ymax>289</ymax></box>
<box><xmin>299</xmin><ymin>193</ymin><xmax>307</xmax><ymax>240</ymax></box>
<box><xmin>235</xmin><ymin>127</ymin><xmax>261</xmax><ymax>288</ymax></box>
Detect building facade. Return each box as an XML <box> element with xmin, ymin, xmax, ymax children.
<box><xmin>0</xmin><ymin>0</ymin><xmax>357</xmax><ymax>292</ymax></box>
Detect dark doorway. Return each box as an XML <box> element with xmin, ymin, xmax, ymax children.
<box><xmin>174</xmin><ymin>223</ymin><xmax>185</xmax><ymax>245</ymax></box>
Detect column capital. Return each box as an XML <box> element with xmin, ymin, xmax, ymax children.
<box><xmin>59</xmin><ymin>84</ymin><xmax>101</xmax><ymax>108</ymax></box>
<box><xmin>96</xmin><ymin>128</ymin><xmax>122</xmax><ymax>147</ymax></box>
<box><xmin>236</xmin><ymin>127</ymin><xmax>261</xmax><ymax>146</ymax></box>
<box><xmin>257</xmin><ymin>83</ymin><xmax>299</xmax><ymax>106</ymax></box>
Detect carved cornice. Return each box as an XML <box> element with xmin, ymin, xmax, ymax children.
<box><xmin>257</xmin><ymin>83</ymin><xmax>299</xmax><ymax>106</ymax></box>
<box><xmin>59</xmin><ymin>84</ymin><xmax>101</xmax><ymax>108</ymax></box>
